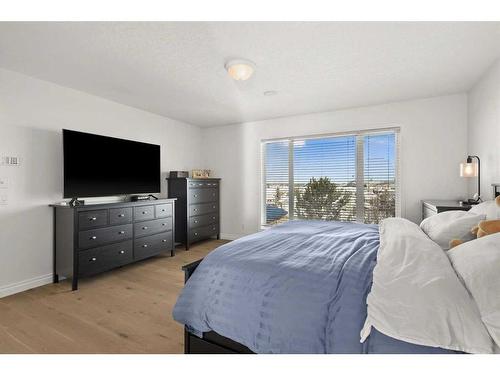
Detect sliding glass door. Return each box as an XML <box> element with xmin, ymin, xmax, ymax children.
<box><xmin>262</xmin><ymin>129</ymin><xmax>399</xmax><ymax>226</ymax></box>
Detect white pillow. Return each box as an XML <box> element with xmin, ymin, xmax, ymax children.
<box><xmin>469</xmin><ymin>200</ymin><xmax>500</xmax><ymax>219</ymax></box>
<box><xmin>420</xmin><ymin>210</ymin><xmax>485</xmax><ymax>250</ymax></box>
<box><xmin>448</xmin><ymin>233</ymin><xmax>500</xmax><ymax>347</ymax></box>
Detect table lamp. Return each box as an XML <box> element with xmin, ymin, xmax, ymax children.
<box><xmin>460</xmin><ymin>155</ymin><xmax>481</xmax><ymax>204</ymax></box>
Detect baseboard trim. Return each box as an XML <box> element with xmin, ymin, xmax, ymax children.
<box><xmin>220</xmin><ymin>233</ymin><xmax>245</xmax><ymax>241</ymax></box>
<box><xmin>0</xmin><ymin>273</ymin><xmax>53</xmax><ymax>299</ymax></box>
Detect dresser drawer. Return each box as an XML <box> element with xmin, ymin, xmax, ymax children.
<box><xmin>190</xmin><ymin>202</ymin><xmax>218</xmax><ymax>216</ymax></box>
<box><xmin>78</xmin><ymin>240</ymin><xmax>133</xmax><ymax>276</ymax></box>
<box><xmin>134</xmin><ymin>217</ymin><xmax>172</xmax><ymax>238</ymax></box>
<box><xmin>189</xmin><ymin>188</ymin><xmax>218</xmax><ymax>204</ymax></box>
<box><xmin>188</xmin><ymin>180</ymin><xmax>219</xmax><ymax>189</ymax></box>
<box><xmin>189</xmin><ymin>213</ymin><xmax>218</xmax><ymax>229</ymax></box>
<box><xmin>78</xmin><ymin>224</ymin><xmax>133</xmax><ymax>249</ymax></box>
<box><xmin>189</xmin><ymin>224</ymin><xmax>218</xmax><ymax>242</ymax></box>
<box><xmin>134</xmin><ymin>231</ymin><xmax>173</xmax><ymax>260</ymax></box>
<box><xmin>78</xmin><ymin>210</ymin><xmax>108</xmax><ymax>230</ymax></box>
<box><xmin>134</xmin><ymin>205</ymin><xmax>155</xmax><ymax>221</ymax></box>
<box><xmin>109</xmin><ymin>207</ymin><xmax>133</xmax><ymax>225</ymax></box>
<box><xmin>155</xmin><ymin>203</ymin><xmax>173</xmax><ymax>218</ymax></box>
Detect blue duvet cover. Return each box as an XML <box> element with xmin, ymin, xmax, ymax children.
<box><xmin>173</xmin><ymin>220</ymin><xmax>456</xmax><ymax>354</ymax></box>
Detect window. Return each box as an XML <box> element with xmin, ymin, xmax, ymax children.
<box><xmin>262</xmin><ymin>129</ymin><xmax>400</xmax><ymax>226</ymax></box>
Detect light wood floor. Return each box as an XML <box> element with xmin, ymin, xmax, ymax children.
<box><xmin>0</xmin><ymin>240</ymin><xmax>227</xmax><ymax>354</ymax></box>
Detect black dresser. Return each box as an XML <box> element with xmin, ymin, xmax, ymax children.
<box><xmin>51</xmin><ymin>198</ymin><xmax>176</xmax><ymax>290</ymax></box>
<box><xmin>167</xmin><ymin>178</ymin><xmax>220</xmax><ymax>250</ymax></box>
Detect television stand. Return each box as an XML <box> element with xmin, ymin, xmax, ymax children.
<box><xmin>50</xmin><ymin>198</ymin><xmax>176</xmax><ymax>291</ymax></box>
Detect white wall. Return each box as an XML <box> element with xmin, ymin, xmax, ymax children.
<box><xmin>0</xmin><ymin>68</ymin><xmax>203</xmax><ymax>297</ymax></box>
<box><xmin>202</xmin><ymin>94</ymin><xmax>469</xmax><ymax>238</ymax></box>
<box><xmin>467</xmin><ymin>59</ymin><xmax>500</xmax><ymax>199</ymax></box>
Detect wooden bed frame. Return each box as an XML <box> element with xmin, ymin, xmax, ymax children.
<box><xmin>182</xmin><ymin>259</ymin><xmax>254</xmax><ymax>354</ymax></box>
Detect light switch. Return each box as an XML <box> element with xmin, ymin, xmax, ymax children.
<box><xmin>0</xmin><ymin>176</ymin><xmax>8</xmax><ymax>189</ymax></box>
<box><xmin>0</xmin><ymin>156</ymin><xmax>21</xmax><ymax>166</ymax></box>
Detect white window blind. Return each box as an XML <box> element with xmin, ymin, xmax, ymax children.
<box><xmin>262</xmin><ymin>129</ymin><xmax>400</xmax><ymax>226</ymax></box>
<box><xmin>294</xmin><ymin>136</ymin><xmax>356</xmax><ymax>222</ymax></box>
<box><xmin>263</xmin><ymin>140</ymin><xmax>290</xmax><ymax>224</ymax></box>
<box><xmin>363</xmin><ymin>132</ymin><xmax>398</xmax><ymax>224</ymax></box>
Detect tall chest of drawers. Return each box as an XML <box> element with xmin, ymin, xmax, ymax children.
<box><xmin>167</xmin><ymin>178</ymin><xmax>220</xmax><ymax>250</ymax></box>
<box><xmin>51</xmin><ymin>199</ymin><xmax>176</xmax><ymax>291</ymax></box>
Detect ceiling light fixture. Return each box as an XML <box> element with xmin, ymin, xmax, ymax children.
<box><xmin>225</xmin><ymin>59</ymin><xmax>256</xmax><ymax>81</ymax></box>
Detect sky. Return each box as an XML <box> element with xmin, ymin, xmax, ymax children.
<box><xmin>265</xmin><ymin>133</ymin><xmax>396</xmax><ymax>184</ymax></box>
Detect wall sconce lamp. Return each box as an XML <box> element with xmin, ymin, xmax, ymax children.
<box><xmin>460</xmin><ymin>155</ymin><xmax>481</xmax><ymax>204</ymax></box>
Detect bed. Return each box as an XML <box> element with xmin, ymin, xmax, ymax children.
<box><xmin>173</xmin><ymin>217</ymin><xmax>498</xmax><ymax>354</ymax></box>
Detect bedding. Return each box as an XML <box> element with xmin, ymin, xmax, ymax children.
<box><xmin>448</xmin><ymin>233</ymin><xmax>500</xmax><ymax>347</ymax></box>
<box><xmin>419</xmin><ymin>210</ymin><xmax>485</xmax><ymax>250</ymax></box>
<box><xmin>173</xmin><ymin>219</ymin><xmax>492</xmax><ymax>353</ymax></box>
<box><xmin>362</xmin><ymin>218</ymin><xmax>496</xmax><ymax>353</ymax></box>
<box><xmin>174</xmin><ymin>220</ymin><xmax>380</xmax><ymax>353</ymax></box>
<box><xmin>469</xmin><ymin>199</ymin><xmax>500</xmax><ymax>219</ymax></box>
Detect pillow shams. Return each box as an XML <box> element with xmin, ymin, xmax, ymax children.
<box><xmin>448</xmin><ymin>233</ymin><xmax>500</xmax><ymax>347</ymax></box>
<box><xmin>469</xmin><ymin>200</ymin><xmax>500</xmax><ymax>219</ymax></box>
<box><xmin>420</xmin><ymin>210</ymin><xmax>485</xmax><ymax>250</ymax></box>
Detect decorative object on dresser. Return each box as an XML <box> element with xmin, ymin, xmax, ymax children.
<box><xmin>167</xmin><ymin>178</ymin><xmax>220</xmax><ymax>250</ymax></box>
<box><xmin>169</xmin><ymin>171</ymin><xmax>189</xmax><ymax>179</ymax></box>
<box><xmin>51</xmin><ymin>198</ymin><xmax>176</xmax><ymax>291</ymax></box>
<box><xmin>421</xmin><ymin>199</ymin><xmax>472</xmax><ymax>221</ymax></box>
<box><xmin>191</xmin><ymin>169</ymin><xmax>211</xmax><ymax>178</ymax></box>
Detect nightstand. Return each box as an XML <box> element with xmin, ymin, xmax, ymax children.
<box><xmin>421</xmin><ymin>200</ymin><xmax>472</xmax><ymax>221</ymax></box>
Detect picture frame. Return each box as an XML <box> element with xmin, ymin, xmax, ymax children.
<box><xmin>191</xmin><ymin>169</ymin><xmax>211</xmax><ymax>178</ymax></box>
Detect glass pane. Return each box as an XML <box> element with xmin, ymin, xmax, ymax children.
<box><xmin>364</xmin><ymin>133</ymin><xmax>396</xmax><ymax>224</ymax></box>
<box><xmin>264</xmin><ymin>141</ymin><xmax>289</xmax><ymax>225</ymax></box>
<box><xmin>293</xmin><ymin>136</ymin><xmax>356</xmax><ymax>221</ymax></box>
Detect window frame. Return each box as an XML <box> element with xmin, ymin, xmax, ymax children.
<box><xmin>261</xmin><ymin>126</ymin><xmax>401</xmax><ymax>227</ymax></box>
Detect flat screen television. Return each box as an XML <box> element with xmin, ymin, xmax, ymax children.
<box><xmin>63</xmin><ymin>129</ymin><xmax>161</xmax><ymax>198</ymax></box>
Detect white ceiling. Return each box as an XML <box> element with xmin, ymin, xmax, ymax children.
<box><xmin>1</xmin><ymin>22</ymin><xmax>500</xmax><ymax>127</ymax></box>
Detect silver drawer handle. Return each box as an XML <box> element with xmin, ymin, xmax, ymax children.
<box><xmin>194</xmin><ymin>220</ymin><xmax>198</xmax><ymax>223</ymax></box>
<box><xmin>119</xmin><ymin>250</ymin><xmax>125</xmax><ymax>254</ymax></box>
<box><xmin>212</xmin><ymin>206</ymin><xmax>216</xmax><ymax>209</ymax></box>
<box><xmin>193</xmin><ymin>208</ymin><xmax>198</xmax><ymax>211</ymax></box>
<box><xmin>118</xmin><ymin>231</ymin><xmax>125</xmax><ymax>234</ymax></box>
<box><xmin>142</xmin><ymin>226</ymin><xmax>148</xmax><ymax>230</ymax></box>
<box><xmin>161</xmin><ymin>209</ymin><xmax>166</xmax><ymax>212</ymax></box>
<box><xmin>142</xmin><ymin>211</ymin><xmax>148</xmax><ymax>214</ymax></box>
<box><xmin>162</xmin><ymin>223</ymin><xmax>166</xmax><ymax>226</ymax></box>
<box><xmin>90</xmin><ymin>217</ymin><xmax>97</xmax><ymax>221</ymax></box>
<box><xmin>90</xmin><ymin>236</ymin><xmax>97</xmax><ymax>240</ymax></box>
<box><xmin>194</xmin><ymin>232</ymin><xmax>198</xmax><ymax>236</ymax></box>
<box><xmin>90</xmin><ymin>257</ymin><xmax>97</xmax><ymax>262</ymax></box>
<box><xmin>118</xmin><ymin>214</ymin><xmax>125</xmax><ymax>217</ymax></box>
<box><xmin>162</xmin><ymin>239</ymin><xmax>167</xmax><ymax>243</ymax></box>
<box><xmin>194</xmin><ymin>194</ymin><xmax>198</xmax><ymax>198</ymax></box>
<box><xmin>212</xmin><ymin>216</ymin><xmax>216</xmax><ymax>219</ymax></box>
<box><xmin>143</xmin><ymin>244</ymin><xmax>148</xmax><ymax>248</ymax></box>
